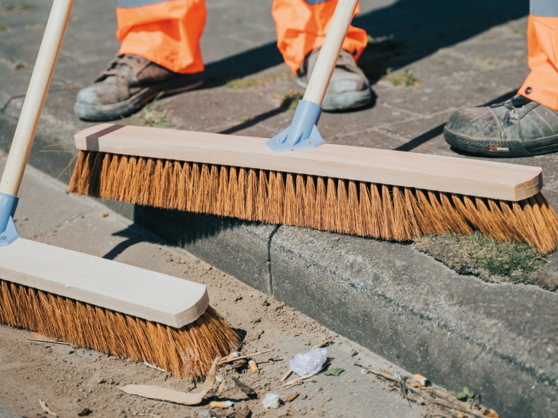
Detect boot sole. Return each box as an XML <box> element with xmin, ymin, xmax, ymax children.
<box><xmin>296</xmin><ymin>77</ymin><xmax>372</xmax><ymax>112</ymax></box>
<box><xmin>74</xmin><ymin>76</ymin><xmax>204</xmax><ymax>121</ymax></box>
<box><xmin>444</xmin><ymin>126</ymin><xmax>558</xmax><ymax>158</ymax></box>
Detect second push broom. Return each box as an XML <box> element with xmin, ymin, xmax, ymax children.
<box><xmin>0</xmin><ymin>0</ymin><xmax>238</xmax><ymax>379</ymax></box>
<box><xmin>67</xmin><ymin>0</ymin><xmax>558</xmax><ymax>254</ymax></box>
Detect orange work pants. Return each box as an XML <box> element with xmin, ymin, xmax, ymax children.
<box><xmin>519</xmin><ymin>1</ymin><xmax>558</xmax><ymax>110</ymax></box>
<box><xmin>115</xmin><ymin>0</ymin><xmax>367</xmax><ymax>74</ymax></box>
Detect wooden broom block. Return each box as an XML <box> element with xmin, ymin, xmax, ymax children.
<box><xmin>75</xmin><ymin>124</ymin><xmax>543</xmax><ymax>202</ymax></box>
<box><xmin>0</xmin><ymin>238</ymin><xmax>209</xmax><ymax>328</ymax></box>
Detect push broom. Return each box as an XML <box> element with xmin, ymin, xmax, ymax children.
<box><xmin>0</xmin><ymin>0</ymin><xmax>239</xmax><ymax>379</ymax></box>
<box><xmin>68</xmin><ymin>0</ymin><xmax>558</xmax><ymax>254</ymax></box>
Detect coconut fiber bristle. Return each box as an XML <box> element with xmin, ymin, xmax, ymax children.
<box><xmin>68</xmin><ymin>151</ymin><xmax>558</xmax><ymax>253</ymax></box>
<box><xmin>0</xmin><ymin>279</ymin><xmax>239</xmax><ymax>379</ymax></box>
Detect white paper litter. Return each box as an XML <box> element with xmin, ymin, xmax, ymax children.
<box><xmin>262</xmin><ymin>393</ymin><xmax>281</xmax><ymax>409</ymax></box>
<box><xmin>289</xmin><ymin>347</ymin><xmax>327</xmax><ymax>376</ymax></box>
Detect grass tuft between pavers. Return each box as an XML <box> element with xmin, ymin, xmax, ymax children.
<box><xmin>381</xmin><ymin>68</ymin><xmax>420</xmax><ymax>87</ymax></box>
<box><xmin>5</xmin><ymin>3</ymin><xmax>33</xmax><ymax>13</ymax></box>
<box><xmin>128</xmin><ymin>93</ymin><xmax>174</xmax><ymax>128</ymax></box>
<box><xmin>271</xmin><ymin>89</ymin><xmax>303</xmax><ymax>110</ymax></box>
<box><xmin>414</xmin><ymin>233</ymin><xmax>547</xmax><ymax>283</ymax></box>
<box><xmin>225</xmin><ymin>70</ymin><xmax>295</xmax><ymax>90</ymax></box>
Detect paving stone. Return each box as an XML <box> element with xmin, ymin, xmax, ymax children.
<box><xmin>472</xmin><ymin>63</ymin><xmax>531</xmax><ymax>92</ymax></box>
<box><xmin>377</xmin><ymin>111</ymin><xmax>453</xmax><ymax>155</ymax></box>
<box><xmin>452</xmin><ymin>36</ymin><xmax>528</xmax><ymax>64</ymax></box>
<box><xmin>326</xmin><ymin>128</ymin><xmax>407</xmax><ymax>150</ymax></box>
<box><xmin>375</xmin><ymin>72</ymin><xmax>511</xmax><ymax>115</ymax></box>
<box><xmin>164</xmin><ymin>88</ymin><xmax>281</xmax><ymax>133</ymax></box>
<box><xmin>5</xmin><ymin>89</ymin><xmax>91</xmax><ymax>145</ymax></box>
<box><xmin>405</xmin><ymin>50</ymin><xmax>481</xmax><ymax>82</ymax></box>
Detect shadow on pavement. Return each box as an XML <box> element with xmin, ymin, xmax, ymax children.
<box><xmin>394</xmin><ymin>91</ymin><xmax>518</xmax><ymax>152</ymax></box>
<box><xmin>205</xmin><ymin>0</ymin><xmax>528</xmax><ymax>85</ymax></box>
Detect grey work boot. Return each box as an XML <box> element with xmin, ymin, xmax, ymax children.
<box><xmin>297</xmin><ymin>48</ymin><xmax>372</xmax><ymax>111</ymax></box>
<box><xmin>74</xmin><ymin>54</ymin><xmax>203</xmax><ymax>121</ymax></box>
<box><xmin>444</xmin><ymin>95</ymin><xmax>558</xmax><ymax>157</ymax></box>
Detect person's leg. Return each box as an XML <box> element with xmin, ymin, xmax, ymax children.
<box><xmin>518</xmin><ymin>7</ymin><xmax>558</xmax><ymax>110</ymax></box>
<box><xmin>75</xmin><ymin>0</ymin><xmax>206</xmax><ymax>121</ymax></box>
<box><xmin>116</xmin><ymin>0</ymin><xmax>206</xmax><ymax>74</ymax></box>
<box><xmin>444</xmin><ymin>0</ymin><xmax>558</xmax><ymax>157</ymax></box>
<box><xmin>272</xmin><ymin>0</ymin><xmax>371</xmax><ymax>111</ymax></box>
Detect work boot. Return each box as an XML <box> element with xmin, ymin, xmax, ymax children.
<box><xmin>74</xmin><ymin>54</ymin><xmax>203</xmax><ymax>121</ymax></box>
<box><xmin>444</xmin><ymin>95</ymin><xmax>558</xmax><ymax>157</ymax></box>
<box><xmin>297</xmin><ymin>48</ymin><xmax>372</xmax><ymax>111</ymax></box>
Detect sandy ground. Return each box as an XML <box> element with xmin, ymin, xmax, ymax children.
<box><xmin>0</xmin><ymin>163</ymin><xmax>428</xmax><ymax>418</ymax></box>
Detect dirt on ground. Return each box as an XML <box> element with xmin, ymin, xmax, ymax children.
<box><xmin>0</xmin><ymin>244</ymin><xmax>429</xmax><ymax>418</ymax></box>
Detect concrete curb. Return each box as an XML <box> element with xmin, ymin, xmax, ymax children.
<box><xmin>1</xmin><ymin>110</ymin><xmax>557</xmax><ymax>418</ymax></box>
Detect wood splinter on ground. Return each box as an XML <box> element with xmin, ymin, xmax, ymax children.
<box><xmin>283</xmin><ymin>362</ymin><xmax>331</xmax><ymax>389</ymax></box>
<box><xmin>356</xmin><ymin>365</ymin><xmax>500</xmax><ymax>418</ymax></box>
<box><xmin>118</xmin><ymin>358</ymin><xmax>219</xmax><ymax>405</ymax></box>
<box><xmin>219</xmin><ymin>348</ymin><xmax>274</xmax><ymax>365</ymax></box>
<box><xmin>39</xmin><ymin>400</ymin><xmax>58</xmax><ymax>417</ymax></box>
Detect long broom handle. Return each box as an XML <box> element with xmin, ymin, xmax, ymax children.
<box><xmin>302</xmin><ymin>0</ymin><xmax>359</xmax><ymax>106</ymax></box>
<box><xmin>0</xmin><ymin>0</ymin><xmax>74</xmax><ymax>196</ymax></box>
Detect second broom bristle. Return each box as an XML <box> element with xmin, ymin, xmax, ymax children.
<box><xmin>0</xmin><ymin>279</ymin><xmax>240</xmax><ymax>379</ymax></box>
<box><xmin>68</xmin><ymin>151</ymin><xmax>558</xmax><ymax>253</ymax></box>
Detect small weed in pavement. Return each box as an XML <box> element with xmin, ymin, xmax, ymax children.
<box><xmin>382</xmin><ymin>68</ymin><xmax>420</xmax><ymax>87</ymax></box>
<box><xmin>129</xmin><ymin>93</ymin><xmax>174</xmax><ymax>127</ymax></box>
<box><xmin>0</xmin><ymin>24</ymin><xmax>6</xmax><ymax>32</ymax></box>
<box><xmin>365</xmin><ymin>35</ymin><xmax>404</xmax><ymax>52</ymax></box>
<box><xmin>226</xmin><ymin>70</ymin><xmax>294</xmax><ymax>89</ymax></box>
<box><xmin>238</xmin><ymin>115</ymin><xmax>251</xmax><ymax>124</ymax></box>
<box><xmin>272</xmin><ymin>89</ymin><xmax>303</xmax><ymax>110</ymax></box>
<box><xmin>415</xmin><ymin>233</ymin><xmax>547</xmax><ymax>282</ymax></box>
<box><xmin>473</xmin><ymin>56</ymin><xmax>504</xmax><ymax>67</ymax></box>
<box><xmin>5</xmin><ymin>3</ymin><xmax>33</xmax><ymax>13</ymax></box>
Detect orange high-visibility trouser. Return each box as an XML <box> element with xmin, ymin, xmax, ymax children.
<box><xmin>519</xmin><ymin>0</ymin><xmax>558</xmax><ymax>110</ymax></box>
<box><xmin>116</xmin><ymin>0</ymin><xmax>367</xmax><ymax>74</ymax></box>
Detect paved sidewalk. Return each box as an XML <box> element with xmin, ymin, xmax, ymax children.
<box><xmin>0</xmin><ymin>1</ymin><xmax>557</xmax><ymax>417</ymax></box>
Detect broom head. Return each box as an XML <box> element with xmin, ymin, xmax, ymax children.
<box><xmin>68</xmin><ymin>124</ymin><xmax>558</xmax><ymax>253</ymax></box>
<box><xmin>0</xmin><ymin>238</ymin><xmax>239</xmax><ymax>379</ymax></box>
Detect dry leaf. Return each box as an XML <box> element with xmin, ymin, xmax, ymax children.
<box><xmin>102</xmin><ymin>213</ymin><xmax>109</xmax><ymax>217</ymax></box>
<box><xmin>77</xmin><ymin>408</ymin><xmax>92</xmax><ymax>416</ymax></box>
<box><xmin>119</xmin><ymin>358</ymin><xmax>219</xmax><ymax>405</ymax></box>
<box><xmin>39</xmin><ymin>400</ymin><xmax>58</xmax><ymax>417</ymax></box>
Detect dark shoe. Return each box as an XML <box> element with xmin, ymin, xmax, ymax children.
<box><xmin>297</xmin><ymin>48</ymin><xmax>372</xmax><ymax>111</ymax></box>
<box><xmin>74</xmin><ymin>54</ymin><xmax>203</xmax><ymax>121</ymax></box>
<box><xmin>444</xmin><ymin>95</ymin><xmax>558</xmax><ymax>157</ymax></box>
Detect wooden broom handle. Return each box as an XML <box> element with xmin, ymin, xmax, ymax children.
<box><xmin>0</xmin><ymin>0</ymin><xmax>74</xmax><ymax>196</ymax></box>
<box><xmin>302</xmin><ymin>0</ymin><xmax>359</xmax><ymax>106</ymax></box>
